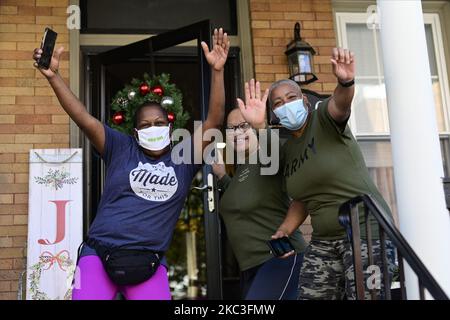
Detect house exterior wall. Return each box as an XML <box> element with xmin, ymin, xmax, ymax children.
<box><xmin>249</xmin><ymin>0</ymin><xmax>339</xmax><ymax>241</ymax></box>
<box><xmin>249</xmin><ymin>0</ymin><xmax>337</xmax><ymax>94</ymax></box>
<box><xmin>0</xmin><ymin>0</ymin><xmax>70</xmax><ymax>300</ymax></box>
<box><xmin>0</xmin><ymin>0</ymin><xmax>332</xmax><ymax>300</ymax></box>
<box><xmin>2</xmin><ymin>0</ymin><xmax>447</xmax><ymax>300</ymax></box>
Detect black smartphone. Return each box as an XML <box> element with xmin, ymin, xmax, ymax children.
<box><xmin>37</xmin><ymin>28</ymin><xmax>57</xmax><ymax>70</ymax></box>
<box><xmin>267</xmin><ymin>236</ymin><xmax>295</xmax><ymax>257</ymax></box>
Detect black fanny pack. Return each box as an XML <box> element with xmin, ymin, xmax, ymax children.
<box><xmin>85</xmin><ymin>238</ymin><xmax>162</xmax><ymax>286</ymax></box>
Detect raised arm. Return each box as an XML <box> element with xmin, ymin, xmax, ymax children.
<box><xmin>33</xmin><ymin>47</ymin><xmax>105</xmax><ymax>155</ymax></box>
<box><xmin>200</xmin><ymin>28</ymin><xmax>230</xmax><ymax>150</ymax></box>
<box><xmin>328</xmin><ymin>47</ymin><xmax>356</xmax><ymax>124</ymax></box>
<box><xmin>237</xmin><ymin>79</ymin><xmax>269</xmax><ymax>130</ymax></box>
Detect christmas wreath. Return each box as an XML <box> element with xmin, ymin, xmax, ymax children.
<box><xmin>109</xmin><ymin>73</ymin><xmax>189</xmax><ymax>135</ymax></box>
<box><xmin>28</xmin><ymin>251</ymin><xmax>75</xmax><ymax>300</ymax></box>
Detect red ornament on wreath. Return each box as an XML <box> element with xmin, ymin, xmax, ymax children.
<box><xmin>167</xmin><ymin>111</ymin><xmax>176</xmax><ymax>123</ymax></box>
<box><xmin>139</xmin><ymin>83</ymin><xmax>151</xmax><ymax>96</ymax></box>
<box><xmin>151</xmin><ymin>85</ymin><xmax>164</xmax><ymax>97</ymax></box>
<box><xmin>112</xmin><ymin>111</ymin><xmax>125</xmax><ymax>125</ymax></box>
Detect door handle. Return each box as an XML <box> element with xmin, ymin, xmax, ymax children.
<box><xmin>192</xmin><ymin>185</ymin><xmax>211</xmax><ymax>191</ymax></box>
<box><xmin>192</xmin><ymin>174</ymin><xmax>215</xmax><ymax>213</ymax></box>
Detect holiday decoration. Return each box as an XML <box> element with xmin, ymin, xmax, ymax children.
<box><xmin>151</xmin><ymin>85</ymin><xmax>164</xmax><ymax>97</ymax></box>
<box><xmin>26</xmin><ymin>149</ymin><xmax>83</xmax><ymax>300</ymax></box>
<box><xmin>28</xmin><ymin>252</ymin><xmax>75</xmax><ymax>300</ymax></box>
<box><xmin>127</xmin><ymin>90</ymin><xmax>136</xmax><ymax>100</ymax></box>
<box><xmin>161</xmin><ymin>96</ymin><xmax>174</xmax><ymax>108</ymax></box>
<box><xmin>112</xmin><ymin>111</ymin><xmax>125</xmax><ymax>125</ymax></box>
<box><xmin>116</xmin><ymin>97</ymin><xmax>128</xmax><ymax>107</ymax></box>
<box><xmin>168</xmin><ymin>111</ymin><xmax>176</xmax><ymax>123</ymax></box>
<box><xmin>109</xmin><ymin>73</ymin><xmax>189</xmax><ymax>134</ymax></box>
<box><xmin>139</xmin><ymin>83</ymin><xmax>150</xmax><ymax>96</ymax></box>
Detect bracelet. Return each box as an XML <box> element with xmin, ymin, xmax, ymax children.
<box><xmin>338</xmin><ymin>78</ymin><xmax>355</xmax><ymax>87</ymax></box>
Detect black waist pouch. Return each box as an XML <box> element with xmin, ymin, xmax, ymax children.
<box><xmin>86</xmin><ymin>238</ymin><xmax>162</xmax><ymax>286</ymax></box>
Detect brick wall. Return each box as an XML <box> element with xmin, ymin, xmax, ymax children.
<box><xmin>0</xmin><ymin>0</ymin><xmax>70</xmax><ymax>300</ymax></box>
<box><xmin>0</xmin><ymin>0</ymin><xmax>339</xmax><ymax>299</ymax></box>
<box><xmin>250</xmin><ymin>0</ymin><xmax>337</xmax><ymax>95</ymax></box>
<box><xmin>249</xmin><ymin>0</ymin><xmax>338</xmax><ymax>241</ymax></box>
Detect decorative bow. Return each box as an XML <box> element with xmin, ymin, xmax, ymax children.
<box><xmin>39</xmin><ymin>250</ymin><xmax>71</xmax><ymax>271</ymax></box>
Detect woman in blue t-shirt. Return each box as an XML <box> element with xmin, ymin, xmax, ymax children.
<box><xmin>32</xmin><ymin>28</ymin><xmax>230</xmax><ymax>300</ymax></box>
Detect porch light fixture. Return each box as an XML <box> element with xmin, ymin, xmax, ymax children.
<box><xmin>285</xmin><ymin>22</ymin><xmax>318</xmax><ymax>85</ymax></box>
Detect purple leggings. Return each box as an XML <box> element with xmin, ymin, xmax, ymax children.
<box><xmin>72</xmin><ymin>255</ymin><xmax>171</xmax><ymax>300</ymax></box>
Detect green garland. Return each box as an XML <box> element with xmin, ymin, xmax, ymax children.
<box><xmin>109</xmin><ymin>73</ymin><xmax>189</xmax><ymax>135</ymax></box>
<box><xmin>28</xmin><ymin>254</ymin><xmax>75</xmax><ymax>300</ymax></box>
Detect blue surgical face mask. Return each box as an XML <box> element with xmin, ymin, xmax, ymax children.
<box><xmin>273</xmin><ymin>98</ymin><xmax>308</xmax><ymax>131</ymax></box>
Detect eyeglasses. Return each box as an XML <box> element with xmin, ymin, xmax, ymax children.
<box><xmin>225</xmin><ymin>122</ymin><xmax>251</xmax><ymax>132</ymax></box>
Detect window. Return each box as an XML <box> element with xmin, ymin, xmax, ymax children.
<box><xmin>336</xmin><ymin>12</ymin><xmax>450</xmax><ymax>219</ymax></box>
<box><xmin>337</xmin><ymin>13</ymin><xmax>450</xmax><ymax>135</ymax></box>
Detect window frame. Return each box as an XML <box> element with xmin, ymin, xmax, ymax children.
<box><xmin>335</xmin><ymin>12</ymin><xmax>450</xmax><ymax>137</ymax></box>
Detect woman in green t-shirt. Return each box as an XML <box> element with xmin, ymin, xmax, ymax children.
<box><xmin>212</xmin><ymin>108</ymin><xmax>308</xmax><ymax>300</ymax></box>
<box><xmin>237</xmin><ymin>47</ymin><xmax>396</xmax><ymax>300</ymax></box>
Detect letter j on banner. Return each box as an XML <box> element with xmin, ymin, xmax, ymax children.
<box><xmin>26</xmin><ymin>149</ymin><xmax>83</xmax><ymax>300</ymax></box>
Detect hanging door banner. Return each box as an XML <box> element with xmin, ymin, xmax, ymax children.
<box><xmin>26</xmin><ymin>149</ymin><xmax>83</xmax><ymax>300</ymax></box>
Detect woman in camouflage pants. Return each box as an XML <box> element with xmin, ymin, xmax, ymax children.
<box><xmin>238</xmin><ymin>47</ymin><xmax>396</xmax><ymax>300</ymax></box>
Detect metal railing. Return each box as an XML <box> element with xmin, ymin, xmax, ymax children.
<box><xmin>338</xmin><ymin>194</ymin><xmax>448</xmax><ymax>300</ymax></box>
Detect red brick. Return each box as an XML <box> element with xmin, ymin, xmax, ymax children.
<box><xmin>0</xmin><ymin>184</ymin><xmax>28</xmax><ymax>194</ymax></box>
<box><xmin>0</xmin><ymin>247</ymin><xmax>24</xmax><ymax>258</ymax></box>
<box><xmin>15</xmin><ymin>115</ymin><xmax>51</xmax><ymax>125</ymax></box>
<box><xmin>250</xmin><ymin>2</ymin><xmax>270</xmax><ymax>11</ymax></box>
<box><xmin>0</xmin><ymin>269</ymin><xmax>22</xmax><ymax>280</ymax></box>
<box><xmin>0</xmin><ymin>154</ymin><xmax>14</xmax><ymax>163</ymax></box>
<box><xmin>251</xmin><ymin>20</ymin><xmax>270</xmax><ymax>29</ymax></box>
<box><xmin>34</xmin><ymin>124</ymin><xmax>69</xmax><ymax>134</ymax></box>
<box><xmin>312</xmin><ymin>2</ymin><xmax>332</xmax><ymax>12</ymax></box>
<box><xmin>255</xmin><ymin>73</ymin><xmax>276</xmax><ymax>82</ymax></box>
<box><xmin>254</xmin><ymin>55</ymin><xmax>273</xmax><ymax>64</ymax></box>
<box><xmin>0</xmin><ymin>281</ymin><xmax>10</xmax><ymax>292</ymax></box>
<box><xmin>0</xmin><ymin>15</ymin><xmax>35</xmax><ymax>24</ymax></box>
<box><xmin>316</xmin><ymin>29</ymin><xmax>336</xmax><ymax>38</ymax></box>
<box><xmin>252</xmin><ymin>29</ymin><xmax>285</xmax><ymax>38</ymax></box>
<box><xmin>0</xmin><ymin>125</ymin><xmax>33</xmax><ymax>134</ymax></box>
<box><xmin>1</xmin><ymin>0</ymin><xmax>34</xmax><ymax>5</ymax></box>
<box><xmin>0</xmin><ymin>259</ymin><xmax>13</xmax><ymax>270</ymax></box>
<box><xmin>255</xmin><ymin>64</ymin><xmax>288</xmax><ymax>73</ymax></box>
<box><xmin>0</xmin><ymin>105</ymin><xmax>34</xmax><ymax>115</ymax></box>
<box><xmin>16</xmin><ymin>96</ymin><xmax>52</xmax><ymax>105</ymax></box>
<box><xmin>0</xmin><ymin>292</ymin><xmax>16</xmax><ymax>299</ymax></box>
<box><xmin>0</xmin><ymin>204</ymin><xmax>28</xmax><ymax>215</ymax></box>
<box><xmin>284</xmin><ymin>12</ymin><xmax>316</xmax><ymax>21</ymax></box>
<box><xmin>36</xmin><ymin>0</ymin><xmax>69</xmax><ymax>7</ymax></box>
<box><xmin>12</xmin><ymin>237</ymin><xmax>26</xmax><ymax>248</ymax></box>
<box><xmin>17</xmin><ymin>6</ymin><xmax>52</xmax><ymax>16</ymax></box>
<box><xmin>251</xmin><ymin>12</ymin><xmax>284</xmax><ymax>20</ymax></box>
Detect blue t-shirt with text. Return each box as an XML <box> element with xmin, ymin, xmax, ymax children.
<box><xmin>83</xmin><ymin>125</ymin><xmax>200</xmax><ymax>256</ymax></box>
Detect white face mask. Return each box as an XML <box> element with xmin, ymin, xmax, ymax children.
<box><xmin>135</xmin><ymin>125</ymin><xmax>171</xmax><ymax>151</ymax></box>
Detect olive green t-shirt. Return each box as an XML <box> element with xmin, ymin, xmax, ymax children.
<box><xmin>281</xmin><ymin>98</ymin><xmax>392</xmax><ymax>240</ymax></box>
<box><xmin>218</xmin><ymin>163</ymin><xmax>307</xmax><ymax>271</ymax></box>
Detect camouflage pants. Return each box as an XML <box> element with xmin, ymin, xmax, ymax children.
<box><xmin>298</xmin><ymin>239</ymin><xmax>396</xmax><ymax>300</ymax></box>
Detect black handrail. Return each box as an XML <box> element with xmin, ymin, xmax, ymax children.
<box><xmin>338</xmin><ymin>194</ymin><xmax>448</xmax><ymax>300</ymax></box>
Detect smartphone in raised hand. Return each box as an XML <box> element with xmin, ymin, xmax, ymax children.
<box><xmin>37</xmin><ymin>28</ymin><xmax>57</xmax><ymax>70</ymax></box>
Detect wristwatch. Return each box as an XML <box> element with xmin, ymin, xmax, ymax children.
<box><xmin>338</xmin><ymin>78</ymin><xmax>355</xmax><ymax>87</ymax></box>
